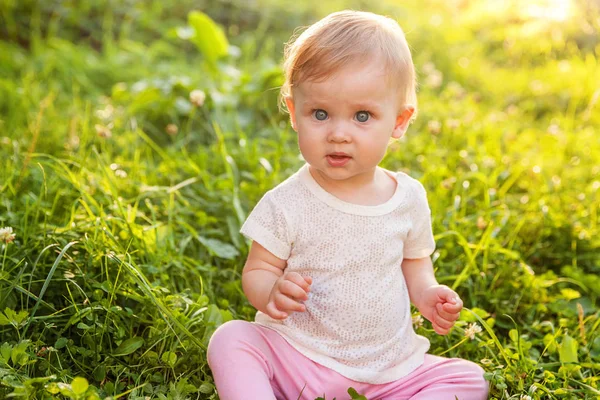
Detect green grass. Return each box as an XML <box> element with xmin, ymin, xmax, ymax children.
<box><xmin>0</xmin><ymin>0</ymin><xmax>599</xmax><ymax>398</ymax></box>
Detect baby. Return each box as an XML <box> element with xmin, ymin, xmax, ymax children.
<box><xmin>208</xmin><ymin>10</ymin><xmax>489</xmax><ymax>400</ymax></box>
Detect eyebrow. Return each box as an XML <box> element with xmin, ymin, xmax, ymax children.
<box><xmin>301</xmin><ymin>98</ymin><xmax>382</xmax><ymax>111</ymax></box>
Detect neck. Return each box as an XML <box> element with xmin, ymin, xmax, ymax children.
<box><xmin>307</xmin><ymin>165</ymin><xmax>397</xmax><ymax>207</ymax></box>
<box><xmin>309</xmin><ymin>166</ymin><xmax>378</xmax><ymax>193</ymax></box>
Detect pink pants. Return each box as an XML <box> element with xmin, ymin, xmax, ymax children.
<box><xmin>207</xmin><ymin>320</ymin><xmax>489</xmax><ymax>400</ymax></box>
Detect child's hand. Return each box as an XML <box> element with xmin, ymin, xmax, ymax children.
<box><xmin>417</xmin><ymin>285</ymin><xmax>462</xmax><ymax>335</ymax></box>
<box><xmin>265</xmin><ymin>272</ymin><xmax>312</xmax><ymax>320</ymax></box>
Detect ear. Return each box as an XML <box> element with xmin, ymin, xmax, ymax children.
<box><xmin>392</xmin><ymin>106</ymin><xmax>415</xmax><ymax>139</ymax></box>
<box><xmin>284</xmin><ymin>96</ymin><xmax>298</xmax><ymax>132</ymax></box>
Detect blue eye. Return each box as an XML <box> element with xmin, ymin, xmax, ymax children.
<box><xmin>314</xmin><ymin>109</ymin><xmax>328</xmax><ymax>121</ymax></box>
<box><xmin>356</xmin><ymin>111</ymin><xmax>370</xmax><ymax>122</ymax></box>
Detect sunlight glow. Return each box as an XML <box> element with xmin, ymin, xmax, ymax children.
<box><xmin>522</xmin><ymin>0</ymin><xmax>573</xmax><ymax>21</ymax></box>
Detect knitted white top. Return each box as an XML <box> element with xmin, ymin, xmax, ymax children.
<box><xmin>240</xmin><ymin>164</ymin><xmax>435</xmax><ymax>384</ymax></box>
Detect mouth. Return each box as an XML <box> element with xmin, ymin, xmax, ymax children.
<box><xmin>326</xmin><ymin>153</ymin><xmax>351</xmax><ymax>167</ymax></box>
<box><xmin>327</xmin><ymin>152</ymin><xmax>351</xmax><ymax>159</ymax></box>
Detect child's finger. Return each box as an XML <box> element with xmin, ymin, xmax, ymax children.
<box><xmin>436</xmin><ymin>303</ymin><xmax>460</xmax><ymax>321</ymax></box>
<box><xmin>274</xmin><ymin>293</ymin><xmax>307</xmax><ymax>313</ymax></box>
<box><xmin>304</xmin><ymin>276</ymin><xmax>313</xmax><ymax>287</ymax></box>
<box><xmin>441</xmin><ymin>299</ymin><xmax>463</xmax><ymax>314</ymax></box>
<box><xmin>433</xmin><ymin>314</ymin><xmax>454</xmax><ymax>330</ymax></box>
<box><xmin>433</xmin><ymin>322</ymin><xmax>451</xmax><ymax>335</ymax></box>
<box><xmin>279</xmin><ymin>279</ymin><xmax>309</xmax><ymax>301</ymax></box>
<box><xmin>286</xmin><ymin>272</ymin><xmax>312</xmax><ymax>293</ymax></box>
<box><xmin>435</xmin><ymin>285</ymin><xmax>459</xmax><ymax>303</ymax></box>
<box><xmin>436</xmin><ymin>285</ymin><xmax>461</xmax><ymax>304</ymax></box>
<box><xmin>266</xmin><ymin>301</ymin><xmax>288</xmax><ymax>320</ymax></box>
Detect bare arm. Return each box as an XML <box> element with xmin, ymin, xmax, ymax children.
<box><xmin>402</xmin><ymin>256</ymin><xmax>463</xmax><ymax>335</ymax></box>
<box><xmin>242</xmin><ymin>241</ymin><xmax>312</xmax><ymax>319</ymax></box>
<box><xmin>241</xmin><ymin>241</ymin><xmax>286</xmax><ymax>314</ymax></box>
<box><xmin>401</xmin><ymin>256</ymin><xmax>438</xmax><ymax>310</ymax></box>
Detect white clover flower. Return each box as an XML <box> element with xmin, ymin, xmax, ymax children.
<box><xmin>412</xmin><ymin>315</ymin><xmax>424</xmax><ymax>329</ymax></box>
<box><xmin>189</xmin><ymin>89</ymin><xmax>206</xmax><ymax>107</ymax></box>
<box><xmin>95</xmin><ymin>124</ymin><xmax>112</xmax><ymax>138</ymax></box>
<box><xmin>425</xmin><ymin>70</ymin><xmax>443</xmax><ymax>88</ymax></box>
<box><xmin>464</xmin><ymin>322</ymin><xmax>482</xmax><ymax>340</ymax></box>
<box><xmin>529</xmin><ymin>385</ymin><xmax>538</xmax><ymax>394</ymax></box>
<box><xmin>427</xmin><ymin>120</ymin><xmax>441</xmax><ymax>135</ymax></box>
<box><xmin>166</xmin><ymin>124</ymin><xmax>178</xmax><ymax>136</ymax></box>
<box><xmin>0</xmin><ymin>227</ymin><xmax>16</xmax><ymax>243</ymax></box>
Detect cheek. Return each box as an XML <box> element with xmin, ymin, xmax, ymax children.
<box><xmin>296</xmin><ymin>132</ymin><xmax>320</xmax><ymax>160</ymax></box>
<box><xmin>357</xmin><ymin>134</ymin><xmax>391</xmax><ymax>161</ymax></box>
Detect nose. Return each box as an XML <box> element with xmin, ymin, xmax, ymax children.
<box><xmin>327</xmin><ymin>120</ymin><xmax>352</xmax><ymax>143</ymax></box>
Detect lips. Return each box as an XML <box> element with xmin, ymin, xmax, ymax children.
<box><xmin>326</xmin><ymin>152</ymin><xmax>351</xmax><ymax>167</ymax></box>
<box><xmin>328</xmin><ymin>152</ymin><xmax>350</xmax><ymax>157</ymax></box>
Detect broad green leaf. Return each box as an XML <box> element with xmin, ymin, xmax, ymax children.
<box><xmin>55</xmin><ymin>337</ymin><xmax>68</xmax><ymax>349</ymax></box>
<box><xmin>113</xmin><ymin>337</ymin><xmax>144</xmax><ymax>356</ymax></box>
<box><xmin>198</xmin><ymin>236</ymin><xmax>239</xmax><ymax>259</ymax></box>
<box><xmin>161</xmin><ymin>351</ymin><xmax>177</xmax><ymax>367</ymax></box>
<box><xmin>560</xmin><ymin>288</ymin><xmax>581</xmax><ymax>300</ymax></box>
<box><xmin>559</xmin><ymin>333</ymin><xmax>579</xmax><ymax>364</ymax></box>
<box><xmin>0</xmin><ymin>343</ymin><xmax>11</xmax><ymax>363</ymax></box>
<box><xmin>4</xmin><ymin>308</ymin><xmax>16</xmax><ymax>322</ymax></box>
<box><xmin>71</xmin><ymin>377</ymin><xmax>89</xmax><ymax>395</ymax></box>
<box><xmin>11</xmin><ymin>341</ymin><xmax>29</xmax><ymax>366</ymax></box>
<box><xmin>45</xmin><ymin>382</ymin><xmax>60</xmax><ymax>394</ymax></box>
<box><xmin>0</xmin><ymin>312</ymin><xmax>10</xmax><ymax>325</ymax></box>
<box><xmin>199</xmin><ymin>382</ymin><xmax>214</xmax><ymax>394</ymax></box>
<box><xmin>187</xmin><ymin>11</ymin><xmax>228</xmax><ymax>66</ymax></box>
<box><xmin>93</xmin><ymin>365</ymin><xmax>106</xmax><ymax>382</ymax></box>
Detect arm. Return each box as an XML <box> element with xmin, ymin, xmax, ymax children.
<box><xmin>402</xmin><ymin>256</ymin><xmax>463</xmax><ymax>335</ymax></box>
<box><xmin>402</xmin><ymin>256</ymin><xmax>438</xmax><ymax>310</ymax></box>
<box><xmin>242</xmin><ymin>241</ymin><xmax>286</xmax><ymax>314</ymax></box>
<box><xmin>242</xmin><ymin>241</ymin><xmax>312</xmax><ymax>319</ymax></box>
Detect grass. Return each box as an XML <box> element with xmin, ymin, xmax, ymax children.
<box><xmin>0</xmin><ymin>0</ymin><xmax>599</xmax><ymax>398</ymax></box>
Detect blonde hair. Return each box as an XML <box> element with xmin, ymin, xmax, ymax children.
<box><xmin>281</xmin><ymin>10</ymin><xmax>417</xmax><ymax>118</ymax></box>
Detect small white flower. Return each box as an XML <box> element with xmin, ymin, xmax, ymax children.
<box><xmin>0</xmin><ymin>227</ymin><xmax>16</xmax><ymax>243</ymax></box>
<box><xmin>95</xmin><ymin>124</ymin><xmax>112</xmax><ymax>138</ymax></box>
<box><xmin>529</xmin><ymin>385</ymin><xmax>538</xmax><ymax>394</ymax></box>
<box><xmin>166</xmin><ymin>124</ymin><xmax>178</xmax><ymax>136</ymax></box>
<box><xmin>95</xmin><ymin>104</ymin><xmax>114</xmax><ymax>120</ymax></box>
<box><xmin>412</xmin><ymin>315</ymin><xmax>424</xmax><ymax>329</ymax></box>
<box><xmin>189</xmin><ymin>89</ymin><xmax>206</xmax><ymax>107</ymax></box>
<box><xmin>427</xmin><ymin>120</ymin><xmax>441</xmax><ymax>135</ymax></box>
<box><xmin>520</xmin><ymin>395</ymin><xmax>532</xmax><ymax>400</ymax></box>
<box><xmin>425</xmin><ymin>70</ymin><xmax>443</xmax><ymax>88</ymax></box>
<box><xmin>464</xmin><ymin>322</ymin><xmax>482</xmax><ymax>340</ymax></box>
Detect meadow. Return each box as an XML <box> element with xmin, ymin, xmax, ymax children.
<box><xmin>0</xmin><ymin>0</ymin><xmax>599</xmax><ymax>398</ymax></box>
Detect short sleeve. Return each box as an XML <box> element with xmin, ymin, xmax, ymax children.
<box><xmin>403</xmin><ymin>181</ymin><xmax>436</xmax><ymax>259</ymax></box>
<box><xmin>240</xmin><ymin>191</ymin><xmax>293</xmax><ymax>260</ymax></box>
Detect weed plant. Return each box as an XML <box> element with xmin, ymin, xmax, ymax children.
<box><xmin>0</xmin><ymin>0</ymin><xmax>599</xmax><ymax>398</ymax></box>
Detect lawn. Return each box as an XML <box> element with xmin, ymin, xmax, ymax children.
<box><xmin>0</xmin><ymin>0</ymin><xmax>599</xmax><ymax>398</ymax></box>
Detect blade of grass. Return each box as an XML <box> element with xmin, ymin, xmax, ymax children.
<box><xmin>22</xmin><ymin>241</ymin><xmax>78</xmax><ymax>337</ymax></box>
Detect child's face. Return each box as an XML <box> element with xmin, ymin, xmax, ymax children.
<box><xmin>285</xmin><ymin>61</ymin><xmax>414</xmax><ymax>185</ymax></box>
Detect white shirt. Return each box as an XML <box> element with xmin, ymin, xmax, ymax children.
<box><xmin>240</xmin><ymin>164</ymin><xmax>436</xmax><ymax>384</ymax></box>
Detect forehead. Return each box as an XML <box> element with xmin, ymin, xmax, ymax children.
<box><xmin>294</xmin><ymin>61</ymin><xmax>398</xmax><ymax>104</ymax></box>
